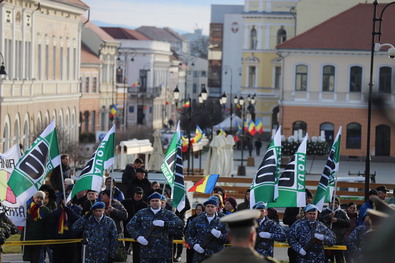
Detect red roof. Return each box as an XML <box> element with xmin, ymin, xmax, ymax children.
<box><xmin>277</xmin><ymin>3</ymin><xmax>395</xmax><ymax>51</ymax></box>
<box><xmin>101</xmin><ymin>27</ymin><xmax>150</xmax><ymax>40</ymax></box>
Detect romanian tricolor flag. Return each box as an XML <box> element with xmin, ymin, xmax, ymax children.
<box><xmin>183</xmin><ymin>101</ymin><xmax>190</xmax><ymax>108</ymax></box>
<box><xmin>57</xmin><ymin>206</ymin><xmax>69</xmax><ymax>234</ymax></box>
<box><xmin>109</xmin><ymin>104</ymin><xmax>118</xmax><ymax>120</ymax></box>
<box><xmin>255</xmin><ymin>117</ymin><xmax>263</xmax><ymax>134</ymax></box>
<box><xmin>192</xmin><ymin>125</ymin><xmax>204</xmax><ymax>144</ymax></box>
<box><xmin>188</xmin><ymin>174</ymin><xmax>219</xmax><ymax>194</ymax></box>
<box><xmin>244</xmin><ymin>120</ymin><xmax>249</xmax><ymax>132</ymax></box>
<box><xmin>181</xmin><ymin>136</ymin><xmax>189</xmax><ymax>152</ymax></box>
<box><xmin>248</xmin><ymin>120</ymin><xmax>256</xmax><ymax>136</ymax></box>
<box><xmin>131</xmin><ymin>81</ymin><xmax>139</xmax><ymax>87</ymax></box>
<box><xmin>218</xmin><ymin>129</ymin><xmax>226</xmax><ymax>136</ymax></box>
<box><xmin>236</xmin><ymin>121</ymin><xmax>242</xmax><ymax>134</ymax></box>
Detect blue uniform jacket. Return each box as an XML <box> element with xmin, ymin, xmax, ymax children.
<box><xmin>255</xmin><ymin>217</ymin><xmax>287</xmax><ymax>257</ymax></box>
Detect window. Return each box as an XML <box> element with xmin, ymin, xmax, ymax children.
<box><xmin>322</xmin><ymin>65</ymin><xmax>335</xmax><ymax>92</ymax></box>
<box><xmin>248</xmin><ymin>66</ymin><xmax>256</xmax><ymax>88</ymax></box>
<box><xmin>53</xmin><ymin>46</ymin><xmax>56</xmax><ymax>80</ymax></box>
<box><xmin>346</xmin><ymin>123</ymin><xmax>361</xmax><ymax>149</ymax></box>
<box><xmin>277</xmin><ymin>26</ymin><xmax>287</xmax><ymax>45</ymax></box>
<box><xmin>292</xmin><ymin>121</ymin><xmax>307</xmax><ymax>137</ymax></box>
<box><xmin>60</xmin><ymin>47</ymin><xmax>63</xmax><ymax>80</ymax></box>
<box><xmin>38</xmin><ymin>44</ymin><xmax>42</xmax><ymax>80</ymax></box>
<box><xmin>349</xmin><ymin>66</ymin><xmax>362</xmax><ymax>92</ymax></box>
<box><xmin>320</xmin><ymin>122</ymin><xmax>334</xmax><ymax>146</ymax></box>
<box><xmin>85</xmin><ymin>77</ymin><xmax>90</xmax><ymax>93</ymax></box>
<box><xmin>250</xmin><ymin>26</ymin><xmax>257</xmax><ymax>49</ymax></box>
<box><xmin>92</xmin><ymin>77</ymin><xmax>97</xmax><ymax>92</ymax></box>
<box><xmin>67</xmin><ymin>47</ymin><xmax>70</xmax><ymax>80</ymax></box>
<box><xmin>201</xmin><ymin>71</ymin><xmax>206</xmax><ymax>77</ymax></box>
<box><xmin>193</xmin><ymin>83</ymin><xmax>197</xmax><ymax>94</ymax></box>
<box><xmin>45</xmin><ymin>44</ymin><xmax>49</xmax><ymax>80</ymax></box>
<box><xmin>274</xmin><ymin>66</ymin><xmax>281</xmax><ymax>89</ymax></box>
<box><xmin>295</xmin><ymin>65</ymin><xmax>308</xmax><ymax>91</ymax></box>
<box><xmin>379</xmin><ymin>66</ymin><xmax>392</xmax><ymax>93</ymax></box>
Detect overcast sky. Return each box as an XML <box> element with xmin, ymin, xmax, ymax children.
<box><xmin>83</xmin><ymin>0</ymin><xmax>244</xmax><ymax>35</ymax></box>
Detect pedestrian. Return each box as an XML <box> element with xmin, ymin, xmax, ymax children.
<box><xmin>126</xmin><ymin>192</ymin><xmax>184</xmax><ymax>263</ymax></box>
<box><xmin>283</xmin><ymin>189</ymin><xmax>314</xmax><ymax>263</ymax></box>
<box><xmin>185</xmin><ymin>196</ymin><xmax>229</xmax><ymax>263</ymax></box>
<box><xmin>50</xmin><ymin>154</ymin><xmax>72</xmax><ymax>192</ymax></box>
<box><xmin>247</xmin><ymin>138</ymin><xmax>253</xmax><ymax>157</ymax></box>
<box><xmin>49</xmin><ymin>195</ymin><xmax>82</xmax><ymax>263</ymax></box>
<box><xmin>318</xmin><ymin>197</ymin><xmax>350</xmax><ymax>263</ymax></box>
<box><xmin>23</xmin><ymin>191</ymin><xmax>51</xmax><ymax>263</ymax></box>
<box><xmin>103</xmin><ymin>177</ymin><xmax>125</xmax><ymax>202</ymax></box>
<box><xmin>253</xmin><ymin>202</ymin><xmax>286</xmax><ymax>257</ymax></box>
<box><xmin>237</xmin><ymin>189</ymin><xmax>251</xmax><ymax>211</ymax></box>
<box><xmin>72</xmin><ymin>201</ymin><xmax>118</xmax><ymax>263</ymax></box>
<box><xmin>223</xmin><ymin>197</ymin><xmax>237</xmax><ymax>214</ymax></box>
<box><xmin>0</xmin><ymin>209</ymin><xmax>18</xmax><ymax>263</ymax></box>
<box><xmin>173</xmin><ymin>196</ymin><xmax>191</xmax><ymax>262</ymax></box>
<box><xmin>121</xmin><ymin>187</ymin><xmax>148</xmax><ymax>263</ymax></box>
<box><xmin>255</xmin><ymin>138</ymin><xmax>263</xmax><ymax>156</ymax></box>
<box><xmin>344</xmin><ymin>202</ymin><xmax>358</xmax><ymax>241</ymax></box>
<box><xmin>122</xmin><ymin>158</ymin><xmax>144</xmax><ymax>197</ymax></box>
<box><xmin>287</xmin><ymin>204</ymin><xmax>336</xmax><ymax>263</ymax></box>
<box><xmin>358</xmin><ymin>189</ymin><xmax>377</xmax><ymax>225</ymax></box>
<box><xmin>129</xmin><ymin>168</ymin><xmax>152</xmax><ymax>202</ymax></box>
<box><xmin>201</xmin><ymin>209</ymin><xmax>279</xmax><ymax>263</ymax></box>
<box><xmin>376</xmin><ymin>185</ymin><xmax>389</xmax><ymax>201</ymax></box>
<box><xmin>185</xmin><ymin>204</ymin><xmax>204</xmax><ymax>263</ymax></box>
<box><xmin>81</xmin><ymin>190</ymin><xmax>98</xmax><ymax>215</ymax></box>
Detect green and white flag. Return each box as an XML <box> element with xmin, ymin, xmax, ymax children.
<box><xmin>313</xmin><ymin>126</ymin><xmax>342</xmax><ymax>211</ymax></box>
<box><xmin>250</xmin><ymin>126</ymin><xmax>282</xmax><ymax>207</ymax></box>
<box><xmin>160</xmin><ymin>123</ymin><xmax>181</xmax><ymax>188</ymax></box>
<box><xmin>269</xmin><ymin>135</ymin><xmax>307</xmax><ymax>208</ymax></box>
<box><xmin>8</xmin><ymin>120</ymin><xmax>60</xmax><ymax>203</ymax></box>
<box><xmin>172</xmin><ymin>123</ymin><xmax>186</xmax><ymax>212</ymax></box>
<box><xmin>67</xmin><ymin>125</ymin><xmax>115</xmax><ymax>202</ymax></box>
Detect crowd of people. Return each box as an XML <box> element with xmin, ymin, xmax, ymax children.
<box><xmin>15</xmin><ymin>155</ymin><xmax>395</xmax><ymax>263</ymax></box>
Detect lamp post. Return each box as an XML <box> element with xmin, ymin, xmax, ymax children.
<box><xmin>173</xmin><ymin>86</ymin><xmax>208</xmax><ymax>175</ymax></box>
<box><xmin>236</xmin><ymin>94</ymin><xmax>256</xmax><ymax>176</ymax></box>
<box><xmin>365</xmin><ymin>0</ymin><xmax>395</xmax><ymax>200</ymax></box>
<box><xmin>117</xmin><ymin>50</ymin><xmax>136</xmax><ymax>130</ymax></box>
<box><xmin>224</xmin><ymin>65</ymin><xmax>233</xmax><ymax>132</ymax></box>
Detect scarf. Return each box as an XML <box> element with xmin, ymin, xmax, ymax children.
<box><xmin>28</xmin><ymin>202</ymin><xmax>43</xmax><ymax>221</ymax></box>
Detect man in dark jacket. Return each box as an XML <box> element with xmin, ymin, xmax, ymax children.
<box><xmin>122</xmin><ymin>158</ymin><xmax>144</xmax><ymax>196</ymax></box>
<box><xmin>121</xmin><ymin>187</ymin><xmax>148</xmax><ymax>263</ymax></box>
<box><xmin>318</xmin><ymin>197</ymin><xmax>350</xmax><ymax>263</ymax></box>
<box><xmin>50</xmin><ymin>154</ymin><xmax>72</xmax><ymax>192</ymax></box>
<box><xmin>129</xmin><ymin>168</ymin><xmax>152</xmax><ymax>202</ymax></box>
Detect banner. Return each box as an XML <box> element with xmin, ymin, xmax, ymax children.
<box><xmin>172</xmin><ymin>123</ymin><xmax>185</xmax><ymax>212</ymax></box>
<box><xmin>269</xmin><ymin>135</ymin><xmax>307</xmax><ymax>208</ymax></box>
<box><xmin>8</xmin><ymin>121</ymin><xmax>60</xmax><ymax>203</ymax></box>
<box><xmin>313</xmin><ymin>126</ymin><xmax>342</xmax><ymax>211</ymax></box>
<box><xmin>188</xmin><ymin>174</ymin><xmax>219</xmax><ymax>194</ymax></box>
<box><xmin>250</xmin><ymin>126</ymin><xmax>282</xmax><ymax>206</ymax></box>
<box><xmin>0</xmin><ymin>144</ymin><xmax>26</xmax><ymax>226</ymax></box>
<box><xmin>161</xmin><ymin>123</ymin><xmax>181</xmax><ymax>188</ymax></box>
<box><xmin>67</xmin><ymin>125</ymin><xmax>115</xmax><ymax>202</ymax></box>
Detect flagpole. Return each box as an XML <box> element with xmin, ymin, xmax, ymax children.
<box><xmin>109</xmin><ymin>178</ymin><xmax>113</xmax><ymax>202</ymax></box>
<box><xmin>59</xmin><ymin>158</ymin><xmax>67</xmax><ymax>207</ymax></box>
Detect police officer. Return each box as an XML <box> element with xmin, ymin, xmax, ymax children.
<box><xmin>202</xmin><ymin>209</ymin><xmax>279</xmax><ymax>263</ymax></box>
<box><xmin>288</xmin><ymin>204</ymin><xmax>336</xmax><ymax>263</ymax></box>
<box><xmin>185</xmin><ymin>196</ymin><xmax>229</xmax><ymax>263</ymax></box>
<box><xmin>126</xmin><ymin>192</ymin><xmax>183</xmax><ymax>263</ymax></box>
<box><xmin>253</xmin><ymin>202</ymin><xmax>286</xmax><ymax>257</ymax></box>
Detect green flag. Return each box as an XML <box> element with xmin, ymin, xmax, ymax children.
<box><xmin>160</xmin><ymin>124</ymin><xmax>180</xmax><ymax>188</ymax></box>
<box><xmin>269</xmin><ymin>135</ymin><xmax>307</xmax><ymax>208</ymax></box>
<box><xmin>8</xmin><ymin>120</ymin><xmax>60</xmax><ymax>203</ymax></box>
<box><xmin>250</xmin><ymin>126</ymin><xmax>282</xmax><ymax>206</ymax></box>
<box><xmin>67</xmin><ymin>125</ymin><xmax>115</xmax><ymax>202</ymax></box>
<box><xmin>172</xmin><ymin>124</ymin><xmax>186</xmax><ymax>212</ymax></box>
<box><xmin>313</xmin><ymin>126</ymin><xmax>342</xmax><ymax>211</ymax></box>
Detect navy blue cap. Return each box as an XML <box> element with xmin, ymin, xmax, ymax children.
<box><xmin>148</xmin><ymin>192</ymin><xmax>165</xmax><ymax>201</ymax></box>
<box><xmin>253</xmin><ymin>201</ymin><xmax>266</xmax><ymax>210</ymax></box>
<box><xmin>204</xmin><ymin>196</ymin><xmax>219</xmax><ymax>207</ymax></box>
<box><xmin>91</xmin><ymin>201</ymin><xmax>105</xmax><ymax>210</ymax></box>
<box><xmin>304</xmin><ymin>204</ymin><xmax>318</xmax><ymax>213</ymax></box>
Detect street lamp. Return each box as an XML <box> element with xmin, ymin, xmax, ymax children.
<box><xmin>173</xmin><ymin>86</ymin><xmax>207</xmax><ymax>175</ymax></box>
<box><xmin>224</xmin><ymin>65</ymin><xmax>233</xmax><ymax>132</ymax></box>
<box><xmin>235</xmin><ymin>94</ymin><xmax>256</xmax><ymax>176</ymax></box>
<box><xmin>365</xmin><ymin>0</ymin><xmax>395</xmax><ymax>200</ymax></box>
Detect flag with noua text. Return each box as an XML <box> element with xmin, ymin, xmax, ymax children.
<box><xmin>67</xmin><ymin>125</ymin><xmax>115</xmax><ymax>202</ymax></box>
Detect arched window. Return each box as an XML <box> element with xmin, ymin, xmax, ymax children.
<box><xmin>320</xmin><ymin>122</ymin><xmax>334</xmax><ymax>145</ymax></box>
<box><xmin>91</xmin><ymin>111</ymin><xmax>96</xmax><ymax>132</ymax></box>
<box><xmin>14</xmin><ymin>119</ymin><xmax>20</xmax><ymax>146</ymax></box>
<box><xmin>248</xmin><ymin>66</ymin><xmax>256</xmax><ymax>88</ymax></box>
<box><xmin>379</xmin><ymin>66</ymin><xmax>392</xmax><ymax>93</ymax></box>
<box><xmin>277</xmin><ymin>26</ymin><xmax>287</xmax><ymax>45</ymax></box>
<box><xmin>250</xmin><ymin>27</ymin><xmax>257</xmax><ymax>49</ymax></box>
<box><xmin>3</xmin><ymin>122</ymin><xmax>10</xmax><ymax>151</ymax></box>
<box><xmin>322</xmin><ymin>65</ymin><xmax>335</xmax><ymax>92</ymax></box>
<box><xmin>346</xmin><ymin>123</ymin><xmax>361</xmax><ymax>149</ymax></box>
<box><xmin>23</xmin><ymin>119</ymin><xmax>29</xmax><ymax>151</ymax></box>
<box><xmin>292</xmin><ymin>121</ymin><xmax>307</xmax><ymax>138</ymax></box>
<box><xmin>349</xmin><ymin>66</ymin><xmax>362</xmax><ymax>92</ymax></box>
<box><xmin>295</xmin><ymin>65</ymin><xmax>308</xmax><ymax>91</ymax></box>
<box><xmin>84</xmin><ymin>111</ymin><xmax>90</xmax><ymax>132</ymax></box>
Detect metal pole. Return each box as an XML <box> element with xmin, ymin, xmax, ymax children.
<box><xmin>365</xmin><ymin>0</ymin><xmax>379</xmax><ymax>201</ymax></box>
<box><xmin>187</xmin><ymin>97</ymin><xmax>191</xmax><ymax>176</ymax></box>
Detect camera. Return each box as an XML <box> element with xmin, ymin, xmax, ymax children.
<box><xmin>388</xmin><ymin>47</ymin><xmax>395</xmax><ymax>58</ymax></box>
